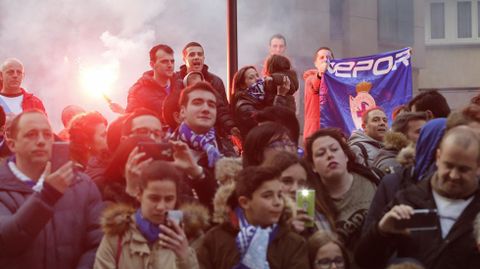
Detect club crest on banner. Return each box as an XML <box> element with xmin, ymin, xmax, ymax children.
<box><xmin>349</xmin><ymin>81</ymin><xmax>376</xmax><ymax>130</ymax></box>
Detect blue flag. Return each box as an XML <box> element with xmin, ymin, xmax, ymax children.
<box><xmin>320</xmin><ymin>48</ymin><xmax>412</xmax><ymax>135</ymax></box>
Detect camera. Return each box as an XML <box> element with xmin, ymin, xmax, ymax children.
<box><xmin>394</xmin><ymin>208</ymin><xmax>438</xmax><ymax>232</ymax></box>
<box><xmin>137</xmin><ymin>141</ymin><xmax>174</xmax><ymax>161</ymax></box>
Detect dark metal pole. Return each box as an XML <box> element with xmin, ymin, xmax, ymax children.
<box><xmin>227</xmin><ymin>0</ymin><xmax>238</xmax><ymax>102</ymax></box>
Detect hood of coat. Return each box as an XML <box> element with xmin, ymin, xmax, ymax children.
<box><xmin>396</xmin><ymin>143</ymin><xmax>416</xmax><ymax>168</ymax></box>
<box><xmin>303</xmin><ymin>69</ymin><xmax>317</xmax><ymax>80</ymax></box>
<box><xmin>383</xmin><ymin>131</ymin><xmax>410</xmax><ymax>151</ymax></box>
<box><xmin>178</xmin><ymin>64</ymin><xmax>213</xmax><ymax>81</ymax></box>
<box><xmin>348</xmin><ymin>129</ymin><xmax>384</xmax><ymax>148</ymax></box>
<box><xmin>100</xmin><ymin>202</ymin><xmax>210</xmax><ymax>239</ymax></box>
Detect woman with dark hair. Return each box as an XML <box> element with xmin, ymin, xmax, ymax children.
<box><xmin>230</xmin><ymin>65</ymin><xmax>295</xmax><ymax>139</ymax></box>
<box><xmin>69</xmin><ymin>111</ymin><xmax>108</xmax><ymax>168</ymax></box>
<box><xmin>305</xmin><ymin>128</ymin><xmax>377</xmax><ymax>255</ymax></box>
<box><xmin>308</xmin><ymin>231</ymin><xmax>350</xmax><ymax>269</ymax></box>
<box><xmin>69</xmin><ymin>111</ymin><xmax>110</xmax><ymax>182</ymax></box>
<box><xmin>242</xmin><ymin>122</ymin><xmax>296</xmax><ymax>167</ymax></box>
<box><xmin>263</xmin><ymin>151</ymin><xmax>336</xmax><ymax>234</ymax></box>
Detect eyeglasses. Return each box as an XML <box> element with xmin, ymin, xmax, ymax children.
<box><xmin>314</xmin><ymin>256</ymin><xmax>345</xmax><ymax>269</ymax></box>
<box><xmin>266</xmin><ymin>139</ymin><xmax>296</xmax><ymax>150</ymax></box>
<box><xmin>130</xmin><ymin>127</ymin><xmax>165</xmax><ymax>139</ymax></box>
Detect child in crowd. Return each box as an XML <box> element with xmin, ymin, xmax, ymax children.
<box><xmin>308</xmin><ymin>231</ymin><xmax>350</xmax><ymax>269</ymax></box>
<box><xmin>197</xmin><ymin>165</ymin><xmax>309</xmax><ymax>269</ymax></box>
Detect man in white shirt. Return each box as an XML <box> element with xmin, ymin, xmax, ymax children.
<box><xmin>0</xmin><ymin>58</ymin><xmax>46</xmax><ymax>115</ymax></box>
<box><xmin>356</xmin><ymin>126</ymin><xmax>480</xmax><ymax>269</ymax></box>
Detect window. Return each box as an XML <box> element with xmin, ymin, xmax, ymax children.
<box><xmin>378</xmin><ymin>0</ymin><xmax>414</xmax><ymax>45</ymax></box>
<box><xmin>458</xmin><ymin>1</ymin><xmax>472</xmax><ymax>38</ymax></box>
<box><xmin>478</xmin><ymin>1</ymin><xmax>480</xmax><ymax>36</ymax></box>
<box><xmin>431</xmin><ymin>3</ymin><xmax>445</xmax><ymax>39</ymax></box>
<box><xmin>426</xmin><ymin>0</ymin><xmax>480</xmax><ymax>44</ymax></box>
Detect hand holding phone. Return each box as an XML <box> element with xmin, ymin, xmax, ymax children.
<box><xmin>159</xmin><ymin>212</ymin><xmax>188</xmax><ymax>260</ymax></box>
<box><xmin>296</xmin><ymin>189</ymin><xmax>315</xmax><ymax>228</ymax></box>
<box><xmin>379</xmin><ymin>205</ymin><xmax>438</xmax><ymax>235</ymax></box>
<box><xmin>138</xmin><ymin>141</ymin><xmax>174</xmax><ymax>161</ymax></box>
<box><xmin>394</xmin><ymin>209</ymin><xmax>438</xmax><ymax>232</ymax></box>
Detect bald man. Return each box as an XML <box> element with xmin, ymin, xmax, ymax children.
<box><xmin>0</xmin><ymin>58</ymin><xmax>45</xmax><ymax>115</ymax></box>
<box><xmin>356</xmin><ymin>126</ymin><xmax>480</xmax><ymax>269</ymax></box>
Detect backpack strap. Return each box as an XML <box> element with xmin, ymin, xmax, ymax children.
<box><xmin>351</xmin><ymin>142</ymin><xmax>370</xmax><ymax>167</ymax></box>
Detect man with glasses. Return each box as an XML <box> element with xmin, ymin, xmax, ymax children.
<box><xmin>0</xmin><ymin>58</ymin><xmax>46</xmax><ymax>115</ymax></box>
<box><xmin>0</xmin><ymin>110</ymin><xmax>103</xmax><ymax>268</ymax></box>
<box><xmin>121</xmin><ymin>108</ymin><xmax>166</xmax><ymax>142</ymax></box>
<box><xmin>125</xmin><ymin>44</ymin><xmax>183</xmax><ymax>121</ymax></box>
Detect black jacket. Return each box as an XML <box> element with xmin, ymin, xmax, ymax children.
<box><xmin>355</xmin><ymin>178</ymin><xmax>480</xmax><ymax>269</ymax></box>
<box><xmin>232</xmin><ymin>91</ymin><xmax>295</xmax><ymax>139</ymax></box>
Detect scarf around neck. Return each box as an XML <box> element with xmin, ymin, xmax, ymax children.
<box><xmin>178</xmin><ymin>122</ymin><xmax>222</xmax><ymax>167</ymax></box>
<box><xmin>234</xmin><ymin>207</ymin><xmax>277</xmax><ymax>269</ymax></box>
<box><xmin>135</xmin><ymin>209</ymin><xmax>162</xmax><ymax>244</ymax></box>
<box><xmin>245</xmin><ymin>79</ymin><xmax>266</xmax><ymax>102</ymax></box>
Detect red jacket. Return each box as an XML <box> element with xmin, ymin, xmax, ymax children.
<box><xmin>303</xmin><ymin>69</ymin><xmax>321</xmax><ymax>140</ymax></box>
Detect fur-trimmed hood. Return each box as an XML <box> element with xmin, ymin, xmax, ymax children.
<box><xmin>214</xmin><ymin>157</ymin><xmax>242</xmax><ymax>185</ymax></box>
<box><xmin>383</xmin><ymin>131</ymin><xmax>410</xmax><ymax>151</ymax></box>
<box><xmin>212</xmin><ymin>181</ymin><xmax>296</xmax><ymax>226</ymax></box>
<box><xmin>396</xmin><ymin>143</ymin><xmax>416</xmax><ymax>168</ymax></box>
<box><xmin>100</xmin><ymin>202</ymin><xmax>210</xmax><ymax>240</ymax></box>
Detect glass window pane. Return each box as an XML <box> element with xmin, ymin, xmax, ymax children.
<box><xmin>431</xmin><ymin>3</ymin><xmax>445</xmax><ymax>39</ymax></box>
<box><xmin>457</xmin><ymin>1</ymin><xmax>472</xmax><ymax>38</ymax></box>
<box><xmin>397</xmin><ymin>0</ymin><xmax>414</xmax><ymax>44</ymax></box>
<box><xmin>478</xmin><ymin>1</ymin><xmax>480</xmax><ymax>37</ymax></box>
<box><xmin>378</xmin><ymin>0</ymin><xmax>397</xmax><ymax>43</ymax></box>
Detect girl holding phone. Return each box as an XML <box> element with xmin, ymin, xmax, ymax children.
<box><xmin>94</xmin><ymin>161</ymin><xmax>199</xmax><ymax>269</ymax></box>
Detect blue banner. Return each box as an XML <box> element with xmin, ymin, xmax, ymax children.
<box><xmin>320</xmin><ymin>48</ymin><xmax>412</xmax><ymax>135</ymax></box>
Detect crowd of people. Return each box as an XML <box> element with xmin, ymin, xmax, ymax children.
<box><xmin>0</xmin><ymin>34</ymin><xmax>480</xmax><ymax>269</ymax></box>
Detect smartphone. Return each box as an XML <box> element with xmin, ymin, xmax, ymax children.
<box><xmin>395</xmin><ymin>209</ymin><xmax>438</xmax><ymax>231</ymax></box>
<box><xmin>296</xmin><ymin>189</ymin><xmax>315</xmax><ymax>227</ymax></box>
<box><xmin>51</xmin><ymin>142</ymin><xmax>71</xmax><ymax>172</ymax></box>
<box><xmin>137</xmin><ymin>141</ymin><xmax>174</xmax><ymax>161</ymax></box>
<box><xmin>167</xmin><ymin>210</ymin><xmax>184</xmax><ymax>226</ymax></box>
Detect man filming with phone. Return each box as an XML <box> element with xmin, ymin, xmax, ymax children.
<box><xmin>0</xmin><ymin>110</ymin><xmax>103</xmax><ymax>269</ymax></box>
<box><xmin>356</xmin><ymin>126</ymin><xmax>480</xmax><ymax>269</ymax></box>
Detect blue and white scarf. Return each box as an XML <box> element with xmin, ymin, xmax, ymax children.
<box><xmin>234</xmin><ymin>207</ymin><xmax>277</xmax><ymax>269</ymax></box>
<box><xmin>135</xmin><ymin>209</ymin><xmax>162</xmax><ymax>244</ymax></box>
<box><xmin>178</xmin><ymin>122</ymin><xmax>222</xmax><ymax>168</ymax></box>
<box><xmin>245</xmin><ymin>79</ymin><xmax>266</xmax><ymax>102</ymax></box>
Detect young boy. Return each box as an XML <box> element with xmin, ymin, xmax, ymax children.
<box><xmin>197</xmin><ymin>165</ymin><xmax>309</xmax><ymax>269</ymax></box>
